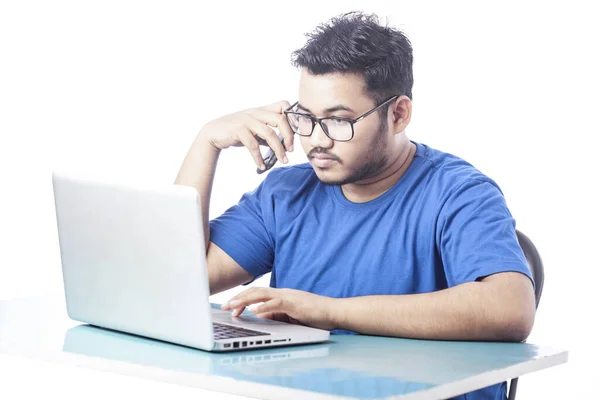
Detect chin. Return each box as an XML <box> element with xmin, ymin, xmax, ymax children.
<box><xmin>312</xmin><ymin>167</ymin><xmax>348</xmax><ymax>186</ymax></box>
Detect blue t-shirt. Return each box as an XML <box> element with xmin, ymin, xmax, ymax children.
<box><xmin>209</xmin><ymin>141</ymin><xmax>533</xmax><ymax>400</ymax></box>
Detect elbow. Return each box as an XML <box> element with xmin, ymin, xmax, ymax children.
<box><xmin>498</xmin><ymin>307</ymin><xmax>535</xmax><ymax>342</ymax></box>
<box><xmin>480</xmin><ymin>272</ymin><xmax>537</xmax><ymax>342</ymax></box>
<box><xmin>506</xmin><ymin>318</ymin><xmax>534</xmax><ymax>343</ymax></box>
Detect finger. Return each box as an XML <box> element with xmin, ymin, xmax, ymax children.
<box><xmin>237</xmin><ymin>128</ymin><xmax>266</xmax><ymax>170</ymax></box>
<box><xmin>222</xmin><ymin>288</ymin><xmax>255</xmax><ymax>310</ymax></box>
<box><xmin>225</xmin><ymin>288</ymin><xmax>277</xmax><ymax>310</ymax></box>
<box><xmin>249</xmin><ymin>298</ymin><xmax>287</xmax><ymax>316</ymax></box>
<box><xmin>245</xmin><ymin>108</ymin><xmax>294</xmax><ymax>153</ymax></box>
<box><xmin>246</xmin><ymin>118</ymin><xmax>288</xmax><ymax>164</ymax></box>
<box><xmin>255</xmin><ymin>312</ymin><xmax>274</xmax><ymax>319</ymax></box>
<box><xmin>231</xmin><ymin>306</ymin><xmax>246</xmax><ymax>317</ymax></box>
<box><xmin>279</xmin><ymin>113</ymin><xmax>295</xmax><ymax>153</ymax></box>
<box><xmin>247</xmin><ymin>106</ymin><xmax>295</xmax><ymax>152</ymax></box>
<box><xmin>255</xmin><ymin>312</ymin><xmax>291</xmax><ymax>323</ymax></box>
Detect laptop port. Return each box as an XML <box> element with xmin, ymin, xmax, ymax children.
<box><xmin>242</xmin><ymin>341</ymin><xmax>247</xmax><ymax>347</ymax></box>
<box><xmin>224</xmin><ymin>343</ymin><xmax>231</xmax><ymax>348</ymax></box>
<box><xmin>256</xmin><ymin>341</ymin><xmax>263</xmax><ymax>345</ymax></box>
<box><xmin>233</xmin><ymin>342</ymin><xmax>239</xmax><ymax>348</ymax></box>
<box><xmin>273</xmin><ymin>339</ymin><xmax>286</xmax><ymax>343</ymax></box>
<box><xmin>265</xmin><ymin>340</ymin><xmax>271</xmax><ymax>344</ymax></box>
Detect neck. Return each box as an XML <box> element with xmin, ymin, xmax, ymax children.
<box><xmin>341</xmin><ymin>136</ymin><xmax>416</xmax><ymax>203</ymax></box>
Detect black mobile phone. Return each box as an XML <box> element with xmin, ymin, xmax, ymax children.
<box><xmin>256</xmin><ymin>134</ymin><xmax>285</xmax><ymax>174</ymax></box>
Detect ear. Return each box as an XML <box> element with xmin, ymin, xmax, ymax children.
<box><xmin>391</xmin><ymin>95</ymin><xmax>412</xmax><ymax>133</ymax></box>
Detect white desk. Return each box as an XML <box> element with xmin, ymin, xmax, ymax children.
<box><xmin>0</xmin><ymin>296</ymin><xmax>568</xmax><ymax>399</ymax></box>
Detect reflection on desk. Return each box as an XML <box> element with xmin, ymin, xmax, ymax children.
<box><xmin>63</xmin><ymin>324</ymin><xmax>542</xmax><ymax>399</ymax></box>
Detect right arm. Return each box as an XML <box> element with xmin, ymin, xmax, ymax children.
<box><xmin>174</xmin><ymin>101</ymin><xmax>294</xmax><ymax>295</ymax></box>
<box><xmin>174</xmin><ymin>133</ymin><xmax>220</xmax><ymax>252</ymax></box>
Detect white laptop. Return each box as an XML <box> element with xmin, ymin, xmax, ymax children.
<box><xmin>51</xmin><ymin>170</ymin><xmax>330</xmax><ymax>352</ymax></box>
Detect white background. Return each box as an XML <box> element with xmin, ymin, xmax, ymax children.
<box><xmin>1</xmin><ymin>0</ymin><xmax>598</xmax><ymax>398</ymax></box>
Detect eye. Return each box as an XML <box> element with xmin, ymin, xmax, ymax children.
<box><xmin>297</xmin><ymin>114</ymin><xmax>313</xmax><ymax>122</ymax></box>
<box><xmin>328</xmin><ymin>118</ymin><xmax>348</xmax><ymax>125</ymax></box>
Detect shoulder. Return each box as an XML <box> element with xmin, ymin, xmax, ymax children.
<box><xmin>414</xmin><ymin>143</ymin><xmax>512</xmax><ymax>227</ymax></box>
<box><xmin>416</xmin><ymin>142</ymin><xmax>503</xmax><ymax>196</ymax></box>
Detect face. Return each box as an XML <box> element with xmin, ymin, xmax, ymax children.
<box><xmin>296</xmin><ymin>69</ymin><xmax>393</xmax><ymax>186</ymax></box>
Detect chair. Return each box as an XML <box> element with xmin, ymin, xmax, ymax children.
<box><xmin>507</xmin><ymin>229</ymin><xmax>545</xmax><ymax>400</ymax></box>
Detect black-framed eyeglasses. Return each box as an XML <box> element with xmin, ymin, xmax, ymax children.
<box><xmin>283</xmin><ymin>95</ymin><xmax>399</xmax><ymax>142</ymax></box>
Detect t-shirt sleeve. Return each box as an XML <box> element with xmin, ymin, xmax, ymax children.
<box><xmin>437</xmin><ymin>179</ymin><xmax>535</xmax><ymax>288</ymax></box>
<box><xmin>209</xmin><ymin>179</ymin><xmax>275</xmax><ymax>279</ymax></box>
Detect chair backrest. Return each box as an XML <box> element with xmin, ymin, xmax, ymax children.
<box><xmin>509</xmin><ymin>230</ymin><xmax>545</xmax><ymax>400</ymax></box>
<box><xmin>515</xmin><ymin>230</ymin><xmax>544</xmax><ymax>308</ymax></box>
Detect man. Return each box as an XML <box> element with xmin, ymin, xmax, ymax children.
<box><xmin>175</xmin><ymin>11</ymin><xmax>535</xmax><ymax>400</ymax></box>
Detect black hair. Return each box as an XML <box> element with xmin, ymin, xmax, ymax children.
<box><xmin>291</xmin><ymin>11</ymin><xmax>413</xmax><ymax>114</ymax></box>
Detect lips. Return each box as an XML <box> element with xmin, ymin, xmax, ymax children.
<box><xmin>311</xmin><ymin>155</ymin><xmax>336</xmax><ymax>161</ymax></box>
<box><xmin>310</xmin><ymin>155</ymin><xmax>337</xmax><ymax>168</ymax></box>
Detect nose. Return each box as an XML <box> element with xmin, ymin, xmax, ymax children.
<box><xmin>309</xmin><ymin>122</ymin><xmax>334</xmax><ymax>149</ymax></box>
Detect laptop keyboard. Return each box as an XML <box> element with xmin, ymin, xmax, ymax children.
<box><xmin>213</xmin><ymin>322</ymin><xmax>270</xmax><ymax>340</ymax></box>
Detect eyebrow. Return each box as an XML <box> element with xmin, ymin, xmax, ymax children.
<box><xmin>296</xmin><ymin>103</ymin><xmax>355</xmax><ymax>115</ymax></box>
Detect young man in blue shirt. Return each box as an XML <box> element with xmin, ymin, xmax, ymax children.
<box><xmin>175</xmin><ymin>12</ymin><xmax>535</xmax><ymax>400</ymax></box>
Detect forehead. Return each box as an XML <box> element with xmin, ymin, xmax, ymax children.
<box><xmin>298</xmin><ymin>69</ymin><xmax>373</xmax><ymax>114</ymax></box>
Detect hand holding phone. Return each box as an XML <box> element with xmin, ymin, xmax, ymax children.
<box><xmin>257</xmin><ymin>133</ymin><xmax>285</xmax><ymax>174</ymax></box>
<box><xmin>199</xmin><ymin>100</ymin><xmax>294</xmax><ymax>172</ymax></box>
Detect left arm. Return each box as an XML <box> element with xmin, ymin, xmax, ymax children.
<box><xmin>331</xmin><ymin>271</ymin><xmax>535</xmax><ymax>341</ymax></box>
<box><xmin>222</xmin><ymin>270</ymin><xmax>536</xmax><ymax>342</ymax></box>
